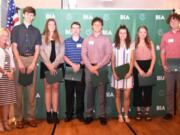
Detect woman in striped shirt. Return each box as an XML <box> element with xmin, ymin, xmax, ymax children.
<box><xmin>111</xmin><ymin>25</ymin><xmax>134</xmax><ymax>123</ymax></box>
<box><xmin>0</xmin><ymin>28</ymin><xmax>16</xmax><ymax>131</ymax></box>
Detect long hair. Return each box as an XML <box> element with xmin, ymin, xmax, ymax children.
<box><xmin>43</xmin><ymin>18</ymin><xmax>63</xmax><ymax>45</ymax></box>
<box><xmin>114</xmin><ymin>25</ymin><xmax>131</xmax><ymax>49</ymax></box>
<box><xmin>135</xmin><ymin>25</ymin><xmax>151</xmax><ymax>49</ymax></box>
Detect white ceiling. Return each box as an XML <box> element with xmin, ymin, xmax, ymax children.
<box><xmin>14</xmin><ymin>0</ymin><xmax>180</xmax><ymax>12</ymax></box>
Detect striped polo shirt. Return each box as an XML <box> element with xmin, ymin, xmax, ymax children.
<box><xmin>64</xmin><ymin>37</ymin><xmax>84</xmax><ymax>64</ymax></box>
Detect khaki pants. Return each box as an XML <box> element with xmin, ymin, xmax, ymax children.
<box><xmin>165</xmin><ymin>72</ymin><xmax>180</xmax><ymax>115</ymax></box>
<box><xmin>85</xmin><ymin>68</ymin><xmax>107</xmax><ymax>118</ymax></box>
<box><xmin>14</xmin><ymin>56</ymin><xmax>37</xmax><ymax>121</ymax></box>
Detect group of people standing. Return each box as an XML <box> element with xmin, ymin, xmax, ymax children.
<box><xmin>0</xmin><ymin>6</ymin><xmax>179</xmax><ymax>132</ymax></box>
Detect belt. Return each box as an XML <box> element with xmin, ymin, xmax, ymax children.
<box><xmin>91</xmin><ymin>63</ymin><xmax>97</xmax><ymax>66</ymax></box>
<box><xmin>66</xmin><ymin>63</ymin><xmax>85</xmax><ymax>69</ymax></box>
<box><xmin>20</xmin><ymin>53</ymin><xmax>34</xmax><ymax>57</ymax></box>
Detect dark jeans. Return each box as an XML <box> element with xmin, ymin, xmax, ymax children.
<box><xmin>65</xmin><ymin>69</ymin><xmax>85</xmax><ymax>117</ymax></box>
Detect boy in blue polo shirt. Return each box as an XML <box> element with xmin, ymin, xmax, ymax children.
<box><xmin>64</xmin><ymin>22</ymin><xmax>85</xmax><ymax>122</ymax></box>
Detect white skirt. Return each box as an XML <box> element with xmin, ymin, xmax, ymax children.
<box><xmin>111</xmin><ymin>75</ymin><xmax>133</xmax><ymax>89</ymax></box>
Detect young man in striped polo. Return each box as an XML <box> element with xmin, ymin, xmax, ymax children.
<box><xmin>64</xmin><ymin>22</ymin><xmax>85</xmax><ymax>122</ymax></box>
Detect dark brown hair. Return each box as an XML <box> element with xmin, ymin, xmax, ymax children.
<box><xmin>135</xmin><ymin>25</ymin><xmax>151</xmax><ymax>49</ymax></box>
<box><xmin>166</xmin><ymin>13</ymin><xmax>180</xmax><ymax>24</ymax></box>
<box><xmin>71</xmin><ymin>21</ymin><xmax>81</xmax><ymax>28</ymax></box>
<box><xmin>114</xmin><ymin>25</ymin><xmax>131</xmax><ymax>49</ymax></box>
<box><xmin>43</xmin><ymin>18</ymin><xmax>63</xmax><ymax>45</ymax></box>
<box><xmin>91</xmin><ymin>17</ymin><xmax>103</xmax><ymax>26</ymax></box>
<box><xmin>23</xmin><ymin>6</ymin><xmax>36</xmax><ymax>16</ymax></box>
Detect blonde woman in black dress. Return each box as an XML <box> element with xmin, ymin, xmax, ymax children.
<box><xmin>0</xmin><ymin>28</ymin><xmax>16</xmax><ymax>132</ymax></box>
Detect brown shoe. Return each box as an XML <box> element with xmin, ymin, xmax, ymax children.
<box><xmin>27</xmin><ymin>120</ymin><xmax>37</xmax><ymax>127</ymax></box>
<box><xmin>16</xmin><ymin>121</ymin><xmax>24</xmax><ymax>129</ymax></box>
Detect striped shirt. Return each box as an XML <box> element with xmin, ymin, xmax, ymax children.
<box><xmin>64</xmin><ymin>37</ymin><xmax>84</xmax><ymax>64</ymax></box>
<box><xmin>0</xmin><ymin>50</ymin><xmax>16</xmax><ymax>105</ymax></box>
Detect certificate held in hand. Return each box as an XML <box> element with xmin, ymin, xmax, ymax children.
<box><xmin>167</xmin><ymin>58</ymin><xmax>180</xmax><ymax>72</ymax></box>
<box><xmin>138</xmin><ymin>74</ymin><xmax>156</xmax><ymax>87</ymax></box>
<box><xmin>91</xmin><ymin>66</ymin><xmax>108</xmax><ymax>87</ymax></box>
<box><xmin>64</xmin><ymin>67</ymin><xmax>82</xmax><ymax>82</ymax></box>
<box><xmin>115</xmin><ymin>63</ymin><xmax>130</xmax><ymax>80</ymax></box>
<box><xmin>45</xmin><ymin>69</ymin><xmax>64</xmax><ymax>84</ymax></box>
<box><xmin>18</xmin><ymin>70</ymin><xmax>34</xmax><ymax>87</ymax></box>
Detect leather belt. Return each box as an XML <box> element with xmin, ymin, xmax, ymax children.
<box><xmin>91</xmin><ymin>63</ymin><xmax>97</xmax><ymax>66</ymax></box>
<box><xmin>20</xmin><ymin>53</ymin><xmax>34</xmax><ymax>57</ymax></box>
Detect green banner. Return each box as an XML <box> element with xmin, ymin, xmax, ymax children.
<box><xmin>21</xmin><ymin>9</ymin><xmax>171</xmax><ymax>119</ymax></box>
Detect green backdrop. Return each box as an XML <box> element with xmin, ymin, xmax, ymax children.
<box><xmin>22</xmin><ymin>9</ymin><xmax>171</xmax><ymax>119</ymax></box>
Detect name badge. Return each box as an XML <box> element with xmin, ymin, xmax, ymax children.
<box><xmin>168</xmin><ymin>38</ymin><xmax>174</xmax><ymax>43</ymax></box>
<box><xmin>76</xmin><ymin>43</ymin><xmax>82</xmax><ymax>48</ymax></box>
<box><xmin>88</xmin><ymin>41</ymin><xmax>94</xmax><ymax>46</ymax></box>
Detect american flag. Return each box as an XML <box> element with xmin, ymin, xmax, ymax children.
<box><xmin>6</xmin><ymin>0</ymin><xmax>19</xmax><ymax>30</ymax></box>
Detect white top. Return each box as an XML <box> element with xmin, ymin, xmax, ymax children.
<box><xmin>0</xmin><ymin>46</ymin><xmax>15</xmax><ymax>78</ymax></box>
<box><xmin>113</xmin><ymin>44</ymin><xmax>134</xmax><ymax>66</ymax></box>
<box><xmin>111</xmin><ymin>43</ymin><xmax>134</xmax><ymax>89</ymax></box>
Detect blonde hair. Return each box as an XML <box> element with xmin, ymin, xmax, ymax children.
<box><xmin>0</xmin><ymin>28</ymin><xmax>10</xmax><ymax>36</ymax></box>
<box><xmin>0</xmin><ymin>28</ymin><xmax>10</xmax><ymax>46</ymax></box>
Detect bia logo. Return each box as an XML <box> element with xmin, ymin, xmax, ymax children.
<box><xmin>156</xmin><ymin>105</ymin><xmax>165</xmax><ymax>111</ymax></box>
<box><xmin>106</xmin><ymin>92</ymin><xmax>114</xmax><ymax>97</ymax></box>
<box><xmin>65</xmin><ymin>29</ymin><xmax>71</xmax><ymax>35</ymax></box>
<box><xmin>157</xmin><ymin>75</ymin><xmax>165</xmax><ymax>81</ymax></box>
<box><xmin>36</xmin><ymin>93</ymin><xmax>41</xmax><ymax>98</ymax></box>
<box><xmin>155</xmin><ymin>15</ymin><xmax>165</xmax><ymax>20</ymax></box>
<box><xmin>83</xmin><ymin>14</ymin><xmax>93</xmax><ymax>20</ymax></box>
<box><xmin>120</xmin><ymin>15</ymin><xmax>130</xmax><ymax>20</ymax></box>
<box><xmin>103</xmin><ymin>30</ymin><xmax>112</xmax><ymax>36</ymax></box>
<box><xmin>45</xmin><ymin>13</ymin><xmax>56</xmax><ymax>19</ymax></box>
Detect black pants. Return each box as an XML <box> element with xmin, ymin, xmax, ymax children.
<box><xmin>65</xmin><ymin>69</ymin><xmax>85</xmax><ymax>117</ymax></box>
<box><xmin>133</xmin><ymin>60</ymin><xmax>153</xmax><ymax>107</ymax></box>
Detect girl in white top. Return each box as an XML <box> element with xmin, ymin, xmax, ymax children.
<box><xmin>111</xmin><ymin>25</ymin><xmax>134</xmax><ymax>123</ymax></box>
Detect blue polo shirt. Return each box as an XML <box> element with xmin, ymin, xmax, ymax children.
<box><xmin>64</xmin><ymin>37</ymin><xmax>84</xmax><ymax>64</ymax></box>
